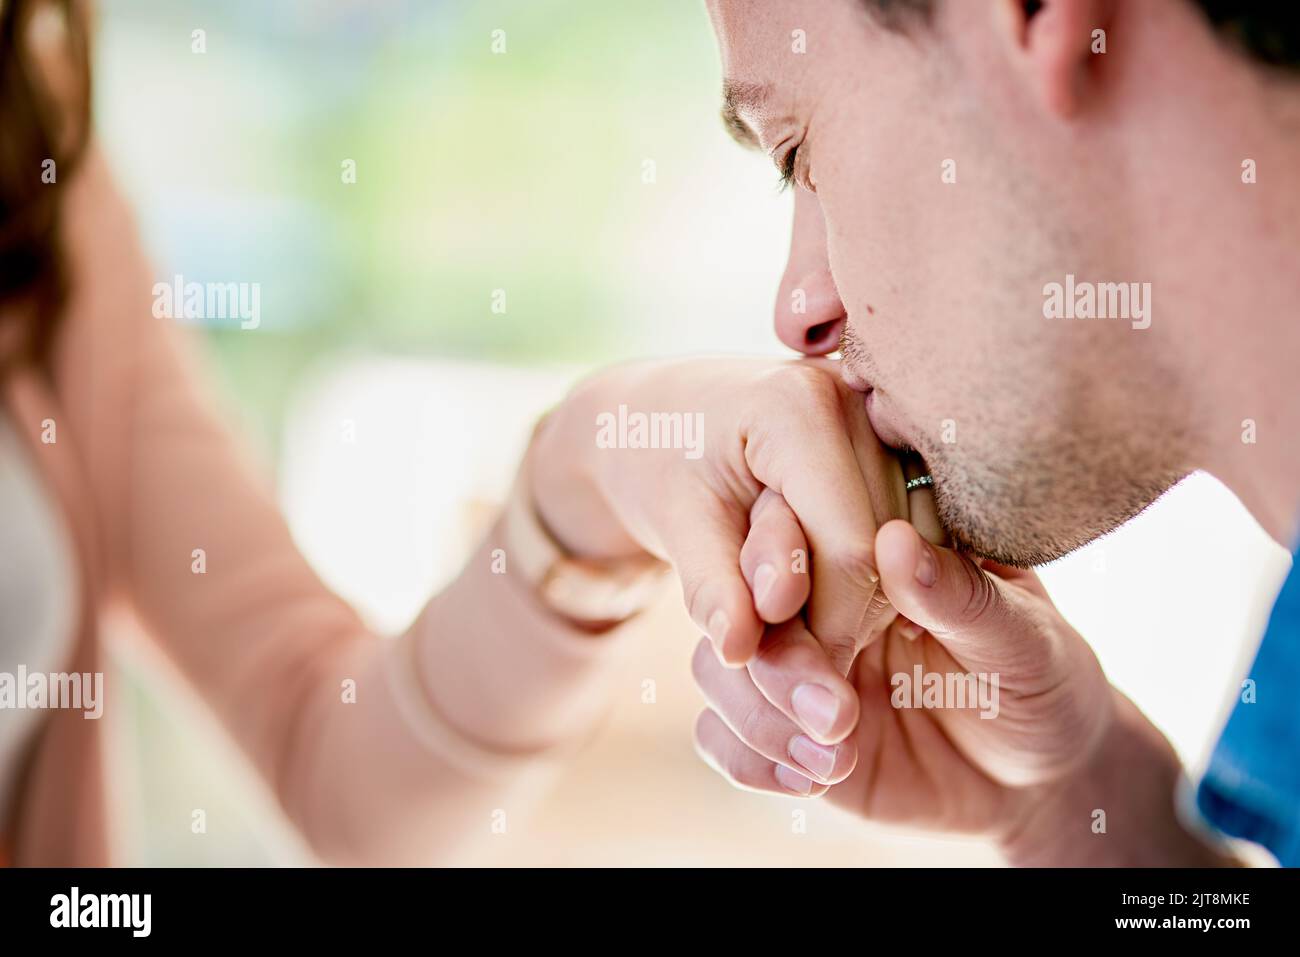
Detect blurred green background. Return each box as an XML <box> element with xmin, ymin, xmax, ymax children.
<box><xmin>97</xmin><ymin>0</ymin><xmax>792</xmax><ymax>448</ymax></box>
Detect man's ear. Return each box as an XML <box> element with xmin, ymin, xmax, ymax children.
<box><xmin>998</xmin><ymin>0</ymin><xmax>1114</xmax><ymax>118</ymax></box>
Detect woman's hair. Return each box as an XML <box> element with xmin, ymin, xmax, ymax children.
<box><xmin>0</xmin><ymin>0</ymin><xmax>92</xmax><ymax>373</ymax></box>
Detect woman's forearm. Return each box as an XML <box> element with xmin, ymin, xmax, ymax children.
<box><xmin>286</xmin><ymin>509</ymin><xmax>642</xmax><ymax>866</ymax></box>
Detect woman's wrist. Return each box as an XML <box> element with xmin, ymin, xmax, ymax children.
<box><xmin>529</xmin><ymin>373</ymin><xmax>648</xmax><ymax>562</ymax></box>
<box><xmin>410</xmin><ymin>513</ymin><xmax>639</xmax><ymax>756</ymax></box>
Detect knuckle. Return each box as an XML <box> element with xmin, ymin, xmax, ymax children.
<box><xmin>753</xmin><ymin>626</ymin><xmax>797</xmax><ymax>669</ymax></box>
<box><xmin>745</xmin><ymin>367</ymin><xmax>853</xmax><ymax>489</ymax></box>
<box><xmin>833</xmin><ymin>543</ymin><xmax>880</xmax><ymax>591</ymax></box>
<box><xmin>693</xmin><ymin>709</ymin><xmax>715</xmax><ymax>749</ymax></box>
<box><xmin>819</xmin><ymin>633</ymin><xmax>859</xmax><ymax>666</ymax></box>
<box><xmin>861</xmin><ymin>584</ymin><xmax>894</xmax><ymax>628</ymax></box>
<box><xmin>692</xmin><ymin>709</ymin><xmax>709</xmax><ymax>744</ymax></box>
<box><xmin>728</xmin><ymin>755</ymin><xmax>770</xmax><ymax>791</ymax></box>
<box><xmin>755</xmin><ymin>365</ymin><xmax>846</xmax><ymax>434</ymax></box>
<box><xmin>711</xmin><ymin>736</ymin><xmax>747</xmax><ymax>786</ymax></box>
<box><xmin>736</xmin><ymin>699</ymin><xmax>770</xmax><ymax>746</ymax></box>
<box><xmin>754</xmin><ymin>631</ymin><xmax>846</xmax><ymax>690</ymax></box>
<box><xmin>690</xmin><ymin>638</ymin><xmax>716</xmax><ymax>687</ymax></box>
<box><xmin>738</xmin><ymin>530</ymin><xmax>764</xmax><ymax>568</ymax></box>
<box><xmin>957</xmin><ymin>559</ymin><xmax>1000</xmax><ymax>625</ymax></box>
<box><xmin>680</xmin><ymin>575</ymin><xmax>709</xmax><ymax>628</ymax></box>
<box><xmin>694</xmin><ymin>711</ymin><xmax>734</xmax><ymax>777</ymax></box>
<box><xmin>769</xmin><ymin>362</ymin><xmax>839</xmax><ymax>407</ymax></box>
<box><xmin>748</xmin><ymin>486</ymin><xmax>784</xmax><ymax>523</ymax></box>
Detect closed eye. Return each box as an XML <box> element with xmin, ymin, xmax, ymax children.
<box><xmin>776</xmin><ymin>144</ymin><xmax>799</xmax><ymax>192</ymax></box>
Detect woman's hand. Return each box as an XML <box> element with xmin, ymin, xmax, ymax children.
<box><xmin>531</xmin><ymin>357</ymin><xmax>908</xmax><ymax>742</ymax></box>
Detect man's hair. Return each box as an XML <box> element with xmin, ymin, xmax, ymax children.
<box><xmin>864</xmin><ymin>0</ymin><xmax>1300</xmax><ymax>71</ymax></box>
<box><xmin>1196</xmin><ymin>1</ymin><xmax>1300</xmax><ymax>69</ymax></box>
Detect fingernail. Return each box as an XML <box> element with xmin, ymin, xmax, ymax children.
<box><xmin>791</xmin><ymin>683</ymin><xmax>840</xmax><ymax>740</ymax></box>
<box><xmin>900</xmin><ymin>619</ymin><xmax>925</xmax><ymax>642</ymax></box>
<box><xmin>774</xmin><ymin>764</ymin><xmax>814</xmax><ymax>795</ymax></box>
<box><xmin>753</xmin><ymin>563</ymin><xmax>777</xmax><ymax>607</ymax></box>
<box><xmin>914</xmin><ymin>540</ymin><xmax>938</xmax><ymax>588</ymax></box>
<box><xmin>706</xmin><ymin>609</ymin><xmax>731</xmax><ymax>659</ymax></box>
<box><xmin>788</xmin><ymin>735</ymin><xmax>837</xmax><ymax>781</ymax></box>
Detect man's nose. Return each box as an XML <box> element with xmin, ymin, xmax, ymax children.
<box><xmin>774</xmin><ymin>191</ymin><xmax>845</xmax><ymax>355</ymax></box>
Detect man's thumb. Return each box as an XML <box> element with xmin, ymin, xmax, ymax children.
<box><xmin>875</xmin><ymin>519</ymin><xmax>1006</xmax><ymax>652</ymax></box>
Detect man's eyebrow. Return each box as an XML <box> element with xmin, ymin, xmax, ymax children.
<box><xmin>720</xmin><ymin>79</ymin><xmax>769</xmax><ymax>151</ymax></box>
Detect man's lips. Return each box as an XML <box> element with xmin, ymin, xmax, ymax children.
<box><xmin>840</xmin><ymin>364</ymin><xmax>870</xmax><ymax>393</ymax></box>
<box><xmin>839</xmin><ymin>363</ymin><xmax>911</xmax><ymax>450</ymax></box>
<box><xmin>864</xmin><ymin>389</ymin><xmax>909</xmax><ymax>450</ymax></box>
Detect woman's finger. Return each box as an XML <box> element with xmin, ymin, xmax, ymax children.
<box><xmin>693</xmin><ymin>708</ymin><xmax>827</xmax><ymax>797</ymax></box>
<box><xmin>744</xmin><ymin>619</ymin><xmax>862</xmax><ymax>745</ymax></box>
<box><xmin>691</xmin><ymin>638</ymin><xmax>858</xmax><ymax>782</ymax></box>
<box><xmin>658</xmin><ymin>486</ymin><xmax>766</xmax><ymax>667</ymax></box>
<box><xmin>740</xmin><ymin>488</ymin><xmax>811</xmax><ymax>624</ymax></box>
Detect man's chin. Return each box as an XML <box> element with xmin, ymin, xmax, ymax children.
<box><xmin>938</xmin><ymin>512</ymin><xmax>1077</xmax><ymax>569</ymax></box>
<box><xmin>934</xmin><ymin>472</ymin><xmax>1186</xmax><ymax>569</ymax></box>
<box><xmin>933</xmin><ymin>494</ymin><xmax>1059</xmax><ymax>568</ymax></box>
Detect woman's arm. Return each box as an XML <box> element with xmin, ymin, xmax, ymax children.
<box><xmin>55</xmin><ymin>148</ymin><xmax>636</xmax><ymax>864</ymax></box>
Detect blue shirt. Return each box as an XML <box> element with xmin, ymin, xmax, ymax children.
<box><xmin>1196</xmin><ymin>546</ymin><xmax>1300</xmax><ymax>866</ymax></box>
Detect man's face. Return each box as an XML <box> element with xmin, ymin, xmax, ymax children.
<box><xmin>709</xmin><ymin>0</ymin><xmax>1199</xmax><ymax>566</ymax></box>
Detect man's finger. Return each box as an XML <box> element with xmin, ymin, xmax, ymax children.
<box><xmin>874</xmin><ymin>519</ymin><xmax>1019</xmax><ymax>665</ymax></box>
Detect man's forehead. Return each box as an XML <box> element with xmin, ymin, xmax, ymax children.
<box><xmin>707</xmin><ymin>0</ymin><xmax>794</xmax><ymax>66</ymax></box>
<box><xmin>709</xmin><ymin>0</ymin><xmax>817</xmax><ymax>129</ymax></box>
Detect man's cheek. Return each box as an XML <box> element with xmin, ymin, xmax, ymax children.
<box><xmin>824</xmin><ymin>212</ymin><xmax>917</xmax><ymax>336</ymax></box>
